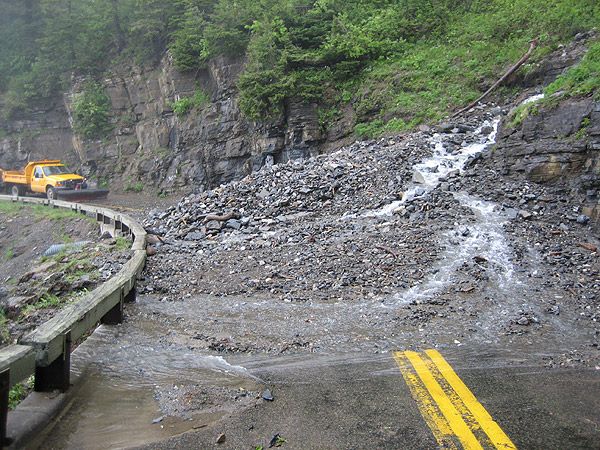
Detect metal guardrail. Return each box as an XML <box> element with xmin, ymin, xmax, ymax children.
<box><xmin>0</xmin><ymin>194</ymin><xmax>146</xmax><ymax>444</ymax></box>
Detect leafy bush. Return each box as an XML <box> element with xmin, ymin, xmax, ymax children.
<box><xmin>1</xmin><ymin>0</ymin><xmax>599</xmax><ymax>135</ymax></box>
<box><xmin>125</xmin><ymin>181</ymin><xmax>144</xmax><ymax>193</ymax></box>
<box><xmin>171</xmin><ymin>89</ymin><xmax>210</xmax><ymax>118</ymax></box>
<box><xmin>72</xmin><ymin>82</ymin><xmax>113</xmax><ymax>140</ymax></box>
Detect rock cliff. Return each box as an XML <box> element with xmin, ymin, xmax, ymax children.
<box><xmin>0</xmin><ymin>55</ymin><xmax>332</xmax><ymax>194</ymax></box>
<box><xmin>491</xmin><ymin>33</ymin><xmax>599</xmax><ymax>221</ymax></box>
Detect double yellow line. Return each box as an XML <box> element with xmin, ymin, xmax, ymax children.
<box><xmin>394</xmin><ymin>350</ymin><xmax>516</xmax><ymax>450</ymax></box>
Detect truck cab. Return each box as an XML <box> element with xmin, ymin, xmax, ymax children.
<box><xmin>0</xmin><ymin>160</ymin><xmax>106</xmax><ymax>201</ymax></box>
<box><xmin>29</xmin><ymin>163</ymin><xmax>86</xmax><ymax>199</ymax></box>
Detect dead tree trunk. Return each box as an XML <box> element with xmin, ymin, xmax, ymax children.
<box><xmin>452</xmin><ymin>39</ymin><xmax>538</xmax><ymax>118</ymax></box>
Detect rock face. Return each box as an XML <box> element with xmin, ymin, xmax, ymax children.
<box><xmin>0</xmin><ymin>54</ymin><xmax>329</xmax><ymax>193</ymax></box>
<box><xmin>492</xmin><ymin>97</ymin><xmax>599</xmax><ymax>221</ymax></box>
<box><xmin>490</xmin><ymin>32</ymin><xmax>600</xmax><ymax>221</ymax></box>
<box><xmin>0</xmin><ymin>96</ymin><xmax>76</xmax><ymax>169</ymax></box>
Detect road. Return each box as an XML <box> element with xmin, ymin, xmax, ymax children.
<box><xmin>34</xmin><ymin>310</ymin><xmax>600</xmax><ymax>449</ymax></box>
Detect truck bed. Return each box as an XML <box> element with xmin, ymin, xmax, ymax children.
<box><xmin>0</xmin><ymin>170</ymin><xmax>28</xmax><ymax>185</ymax></box>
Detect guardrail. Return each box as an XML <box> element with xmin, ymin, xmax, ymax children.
<box><xmin>0</xmin><ymin>195</ymin><xmax>146</xmax><ymax>445</ymax></box>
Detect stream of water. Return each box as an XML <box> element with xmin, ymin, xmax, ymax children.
<box><xmin>34</xmin><ymin>111</ymin><xmax>532</xmax><ymax>449</ymax></box>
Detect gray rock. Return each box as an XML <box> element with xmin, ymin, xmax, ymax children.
<box><xmin>505</xmin><ymin>208</ymin><xmax>518</xmax><ymax>220</ymax></box>
<box><xmin>186</xmin><ymin>231</ymin><xmax>206</xmax><ymax>240</ymax></box>
<box><xmin>517</xmin><ymin>316</ymin><xmax>530</xmax><ymax>326</ymax></box>
<box><xmin>519</xmin><ymin>210</ymin><xmax>533</xmax><ymax>220</ymax></box>
<box><xmin>225</xmin><ymin>219</ymin><xmax>242</xmax><ymax>230</ymax></box>
<box><xmin>412</xmin><ymin>171</ymin><xmax>426</xmax><ymax>184</ymax></box>
<box><xmin>206</xmin><ymin>220</ymin><xmax>222</xmax><ymax>231</ymax></box>
<box><xmin>262</xmin><ymin>389</ymin><xmax>274</xmax><ymax>401</ymax></box>
<box><xmin>576</xmin><ymin>214</ymin><xmax>590</xmax><ymax>224</ymax></box>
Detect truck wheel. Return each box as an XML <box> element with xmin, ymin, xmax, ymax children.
<box><xmin>11</xmin><ymin>185</ymin><xmax>23</xmax><ymax>197</ymax></box>
<box><xmin>46</xmin><ymin>187</ymin><xmax>57</xmax><ymax>200</ymax></box>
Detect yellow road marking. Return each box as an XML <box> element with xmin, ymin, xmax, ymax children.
<box><xmin>394</xmin><ymin>350</ymin><xmax>517</xmax><ymax>450</ymax></box>
<box><xmin>425</xmin><ymin>350</ymin><xmax>517</xmax><ymax>450</ymax></box>
<box><xmin>393</xmin><ymin>352</ymin><xmax>460</xmax><ymax>449</ymax></box>
<box><xmin>404</xmin><ymin>351</ymin><xmax>484</xmax><ymax>450</ymax></box>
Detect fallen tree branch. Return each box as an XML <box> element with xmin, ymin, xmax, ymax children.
<box><xmin>452</xmin><ymin>39</ymin><xmax>538</xmax><ymax>118</ymax></box>
<box><xmin>204</xmin><ymin>211</ymin><xmax>239</xmax><ymax>222</ymax></box>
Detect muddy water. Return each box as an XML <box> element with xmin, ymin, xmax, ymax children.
<box><xmin>32</xmin><ymin>320</ymin><xmax>262</xmax><ymax>450</ymax></box>
<box><xmin>36</xmin><ymin>105</ymin><xmax>586</xmax><ymax>448</ymax></box>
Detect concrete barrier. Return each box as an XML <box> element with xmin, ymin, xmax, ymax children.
<box><xmin>0</xmin><ymin>195</ymin><xmax>146</xmax><ymax>445</ymax></box>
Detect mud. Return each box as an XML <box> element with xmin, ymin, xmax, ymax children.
<box><xmin>31</xmin><ymin>100</ymin><xmax>600</xmax><ymax>449</ymax></box>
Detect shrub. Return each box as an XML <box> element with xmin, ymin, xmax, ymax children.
<box><xmin>72</xmin><ymin>82</ymin><xmax>113</xmax><ymax>140</ymax></box>
<box><xmin>171</xmin><ymin>89</ymin><xmax>210</xmax><ymax>118</ymax></box>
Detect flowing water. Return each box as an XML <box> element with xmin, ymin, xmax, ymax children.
<box><xmin>34</xmin><ymin>110</ymin><xmax>548</xmax><ymax>449</ymax></box>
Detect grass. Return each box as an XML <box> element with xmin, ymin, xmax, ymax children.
<box><xmin>9</xmin><ymin>376</ymin><xmax>34</xmax><ymax>409</ymax></box>
<box><xmin>124</xmin><ymin>181</ymin><xmax>144</xmax><ymax>193</ymax></box>
<box><xmin>545</xmin><ymin>41</ymin><xmax>600</xmax><ymax>99</ymax></box>
<box><xmin>326</xmin><ymin>1</ymin><xmax>600</xmax><ymax>138</ymax></box>
<box><xmin>114</xmin><ymin>236</ymin><xmax>132</xmax><ymax>251</ymax></box>
<box><xmin>22</xmin><ymin>293</ymin><xmax>64</xmax><ymax>314</ymax></box>
<box><xmin>0</xmin><ymin>202</ymin><xmax>23</xmax><ymax>215</ymax></box>
<box><xmin>0</xmin><ymin>202</ymin><xmax>93</xmax><ymax>222</ymax></box>
<box><xmin>3</xmin><ymin>247</ymin><xmax>15</xmax><ymax>261</ymax></box>
<box><xmin>508</xmin><ymin>101</ymin><xmax>541</xmax><ymax>128</ymax></box>
<box><xmin>0</xmin><ymin>310</ymin><xmax>10</xmax><ymax>344</ymax></box>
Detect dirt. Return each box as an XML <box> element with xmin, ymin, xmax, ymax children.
<box><xmin>0</xmin><ymin>204</ymin><xmax>132</xmax><ymax>345</ymax></box>
<box><xmin>134</xmin><ymin>102</ymin><xmax>599</xmax><ymax>368</ymax></box>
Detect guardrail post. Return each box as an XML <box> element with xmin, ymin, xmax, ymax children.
<box><xmin>125</xmin><ymin>283</ymin><xmax>136</xmax><ymax>303</ymax></box>
<box><xmin>101</xmin><ymin>289</ymin><xmax>124</xmax><ymax>325</ymax></box>
<box><xmin>0</xmin><ymin>370</ymin><xmax>9</xmax><ymax>446</ymax></box>
<box><xmin>34</xmin><ymin>331</ymin><xmax>71</xmax><ymax>392</ymax></box>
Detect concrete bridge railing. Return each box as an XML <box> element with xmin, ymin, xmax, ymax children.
<box><xmin>0</xmin><ymin>195</ymin><xmax>146</xmax><ymax>445</ymax></box>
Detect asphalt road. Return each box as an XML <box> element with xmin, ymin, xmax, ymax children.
<box><xmin>131</xmin><ymin>350</ymin><xmax>600</xmax><ymax>450</ymax></box>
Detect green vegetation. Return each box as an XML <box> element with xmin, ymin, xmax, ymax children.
<box><xmin>0</xmin><ymin>310</ymin><xmax>10</xmax><ymax>344</ymax></box>
<box><xmin>0</xmin><ymin>0</ymin><xmax>598</xmax><ymax>136</ymax></box>
<box><xmin>0</xmin><ymin>202</ymin><xmax>96</xmax><ymax>226</ymax></box>
<box><xmin>508</xmin><ymin>101</ymin><xmax>541</xmax><ymax>129</ymax></box>
<box><xmin>22</xmin><ymin>293</ymin><xmax>63</xmax><ymax>314</ymax></box>
<box><xmin>72</xmin><ymin>81</ymin><xmax>113</xmax><ymax>139</ymax></box>
<box><xmin>0</xmin><ymin>202</ymin><xmax>24</xmax><ymax>215</ymax></box>
<box><xmin>575</xmin><ymin>116</ymin><xmax>592</xmax><ymax>140</ymax></box>
<box><xmin>114</xmin><ymin>236</ymin><xmax>132</xmax><ymax>251</ymax></box>
<box><xmin>9</xmin><ymin>376</ymin><xmax>34</xmax><ymax>410</ymax></box>
<box><xmin>125</xmin><ymin>181</ymin><xmax>144</xmax><ymax>193</ymax></box>
<box><xmin>3</xmin><ymin>247</ymin><xmax>15</xmax><ymax>261</ymax></box>
<box><xmin>546</xmin><ymin>41</ymin><xmax>600</xmax><ymax>99</ymax></box>
<box><xmin>171</xmin><ymin>89</ymin><xmax>210</xmax><ymax>118</ymax></box>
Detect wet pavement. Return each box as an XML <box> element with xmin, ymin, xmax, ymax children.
<box><xmin>26</xmin><ymin>102</ymin><xmax>600</xmax><ymax>449</ymax></box>
<box><xmin>32</xmin><ymin>327</ymin><xmax>600</xmax><ymax>449</ymax></box>
<box><xmin>29</xmin><ymin>291</ymin><xmax>600</xmax><ymax>450</ymax></box>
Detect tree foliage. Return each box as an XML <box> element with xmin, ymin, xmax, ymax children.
<box><xmin>0</xmin><ymin>0</ymin><xmax>598</xmax><ymax>128</ymax></box>
<box><xmin>72</xmin><ymin>82</ymin><xmax>113</xmax><ymax>140</ymax></box>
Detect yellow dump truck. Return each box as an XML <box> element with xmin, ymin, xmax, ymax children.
<box><xmin>0</xmin><ymin>160</ymin><xmax>108</xmax><ymax>200</ymax></box>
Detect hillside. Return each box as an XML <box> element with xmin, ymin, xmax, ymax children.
<box><xmin>0</xmin><ymin>0</ymin><xmax>598</xmax><ymax>196</ymax></box>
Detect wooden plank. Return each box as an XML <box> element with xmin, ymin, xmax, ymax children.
<box><xmin>0</xmin><ymin>196</ymin><xmax>146</xmax><ymax>367</ymax></box>
<box><xmin>0</xmin><ymin>345</ymin><xmax>35</xmax><ymax>388</ymax></box>
<box><xmin>20</xmin><ymin>251</ymin><xmax>146</xmax><ymax>366</ymax></box>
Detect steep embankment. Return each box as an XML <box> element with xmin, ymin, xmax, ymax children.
<box><xmin>138</xmin><ymin>99</ymin><xmax>599</xmax><ymax>365</ymax></box>
<box><xmin>0</xmin><ymin>55</ymin><xmax>326</xmax><ymax>195</ymax></box>
<box><xmin>1</xmin><ymin>2</ymin><xmax>597</xmax><ymax>199</ymax></box>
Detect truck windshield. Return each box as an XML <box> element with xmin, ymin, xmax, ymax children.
<box><xmin>42</xmin><ymin>166</ymin><xmax>69</xmax><ymax>176</ymax></box>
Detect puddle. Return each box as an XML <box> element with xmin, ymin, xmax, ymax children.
<box><xmin>31</xmin><ymin>372</ymin><xmax>224</xmax><ymax>450</ymax></box>
<box><xmin>29</xmin><ymin>321</ymin><xmax>262</xmax><ymax>450</ymax></box>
